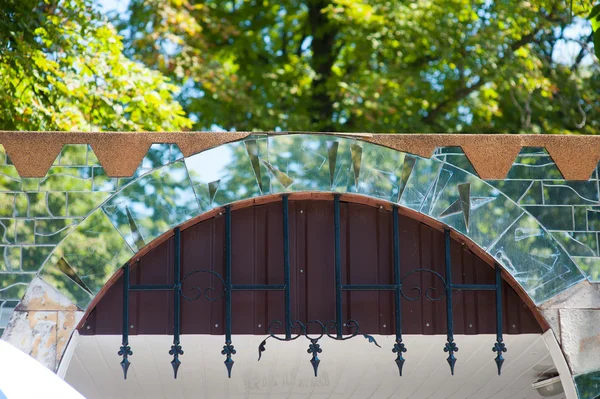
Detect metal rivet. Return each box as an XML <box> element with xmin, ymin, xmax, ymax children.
<box><xmin>469</xmin><ymin>324</ymin><xmax>473</xmax><ymax>328</ymax></box>
<box><xmin>343</xmin><ymin>323</ymin><xmax>347</xmax><ymax>327</ymax></box>
<box><xmin>219</xmin><ymin>212</ymin><xmax>223</xmax><ymax>216</ymax></box>
<box><xmin>130</xmin><ymin>325</ymin><xmax>134</xmax><ymax>329</ymax></box>
<box><xmin>383</xmin><ymin>324</ymin><xmax>387</xmax><ymax>328</ymax></box>
<box><xmin>300</xmin><ymin>210</ymin><xmax>303</xmax><ymax>213</ymax></box>
<box><xmin>379</xmin><ymin>205</ymin><xmax>383</xmax><ymax>209</ymax></box>
<box><xmin>300</xmin><ymin>269</ymin><xmax>304</xmax><ymax>273</ymax></box>
<box><xmin>86</xmin><ymin>325</ymin><xmax>90</xmax><ymax>330</ymax></box>
<box><xmin>512</xmin><ymin>324</ymin><xmax>516</xmax><ymax>328</ymax></box>
<box><xmin>258</xmin><ymin>324</ymin><xmax>262</xmax><ymax>328</ymax></box>
<box><xmin>426</xmin><ymin>323</ymin><xmax>430</xmax><ymax>327</ymax></box>
<box><xmin>215</xmin><ymin>324</ymin><xmax>219</xmax><ymax>328</ymax></box>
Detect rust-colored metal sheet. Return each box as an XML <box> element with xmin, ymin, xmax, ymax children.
<box><xmin>79</xmin><ymin>199</ymin><xmax>543</xmax><ymax>336</ymax></box>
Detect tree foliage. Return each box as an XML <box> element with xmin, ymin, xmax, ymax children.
<box><xmin>117</xmin><ymin>0</ymin><xmax>599</xmax><ymax>134</ymax></box>
<box><xmin>0</xmin><ymin>0</ymin><xmax>191</xmax><ymax>131</ymax></box>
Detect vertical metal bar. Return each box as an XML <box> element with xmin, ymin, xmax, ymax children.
<box><xmin>494</xmin><ymin>264</ymin><xmax>506</xmax><ymax>375</ymax></box>
<box><xmin>282</xmin><ymin>194</ymin><xmax>291</xmax><ymax>340</ymax></box>
<box><xmin>392</xmin><ymin>206</ymin><xmax>406</xmax><ymax>376</ymax></box>
<box><xmin>223</xmin><ymin>206</ymin><xmax>236</xmax><ymax>377</ymax></box>
<box><xmin>334</xmin><ymin>194</ymin><xmax>343</xmax><ymax>338</ymax></box>
<box><xmin>169</xmin><ymin>227</ymin><xmax>183</xmax><ymax>378</ymax></box>
<box><xmin>118</xmin><ymin>262</ymin><xmax>132</xmax><ymax>379</ymax></box>
<box><xmin>444</xmin><ymin>228</ymin><xmax>457</xmax><ymax>375</ymax></box>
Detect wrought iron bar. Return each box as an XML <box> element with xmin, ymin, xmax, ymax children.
<box><xmin>333</xmin><ymin>194</ymin><xmax>343</xmax><ymax>340</ymax></box>
<box><xmin>283</xmin><ymin>194</ymin><xmax>292</xmax><ymax>340</ymax></box>
<box><xmin>494</xmin><ymin>264</ymin><xmax>507</xmax><ymax>375</ymax></box>
<box><xmin>231</xmin><ymin>285</ymin><xmax>286</xmax><ymax>291</ymax></box>
<box><xmin>169</xmin><ymin>227</ymin><xmax>184</xmax><ymax>378</ymax></box>
<box><xmin>118</xmin><ymin>262</ymin><xmax>132</xmax><ymax>379</ymax></box>
<box><xmin>222</xmin><ymin>206</ymin><xmax>236</xmax><ymax>378</ymax></box>
<box><xmin>453</xmin><ymin>284</ymin><xmax>497</xmax><ymax>291</ymax></box>
<box><xmin>340</xmin><ymin>284</ymin><xmax>396</xmax><ymax>291</ymax></box>
<box><xmin>129</xmin><ymin>284</ymin><xmax>173</xmax><ymax>291</ymax></box>
<box><xmin>392</xmin><ymin>206</ymin><xmax>406</xmax><ymax>376</ymax></box>
<box><xmin>444</xmin><ymin>228</ymin><xmax>458</xmax><ymax>375</ymax></box>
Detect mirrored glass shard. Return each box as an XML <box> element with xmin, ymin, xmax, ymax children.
<box><xmin>0</xmin><ymin>219</ymin><xmax>16</xmax><ymax>244</ymax></box>
<box><xmin>34</xmin><ymin>219</ymin><xmax>77</xmax><ymax>245</ymax></box>
<box><xmin>0</xmin><ymin>246</ymin><xmax>21</xmax><ymax>271</ymax></box>
<box><xmin>543</xmin><ymin>181</ymin><xmax>600</xmax><ymax>205</ymax></box>
<box><xmin>0</xmin><ymin>194</ymin><xmax>14</xmax><ymax>217</ymax></box>
<box><xmin>15</xmin><ymin>219</ymin><xmax>35</xmax><ymax>244</ymax></box>
<box><xmin>56</xmin><ymin>257</ymin><xmax>93</xmax><ymax>295</ymax></box>
<box><xmin>354</xmin><ymin>143</ymin><xmax>413</xmax><ymax>202</ymax></box>
<box><xmin>244</xmin><ymin>140</ymin><xmax>263</xmax><ymax>191</ymax></box>
<box><xmin>266</xmin><ymin>135</ymin><xmax>348</xmax><ymax>193</ymax></box>
<box><xmin>92</xmin><ymin>167</ymin><xmax>118</xmax><ymax>192</ymax></box>
<box><xmin>66</xmin><ymin>192</ymin><xmax>111</xmax><ymax>217</ymax></box>
<box><xmin>102</xmin><ymin>161</ymin><xmax>200</xmax><ymax>252</ymax></box>
<box><xmin>399</xmin><ymin>158</ymin><xmax>443</xmax><ymax>210</ymax></box>
<box><xmin>261</xmin><ymin>159</ymin><xmax>294</xmax><ymax>189</ymax></box>
<box><xmin>572</xmin><ymin>257</ymin><xmax>600</xmax><ymax>281</ymax></box>
<box><xmin>486</xmin><ymin>180</ymin><xmax>535</xmax><ymax>204</ymax></box>
<box><xmin>47</xmin><ymin>192</ymin><xmax>67</xmax><ymax>217</ymax></box>
<box><xmin>487</xmin><ymin>213</ymin><xmax>584</xmax><ymax>304</ymax></box>
<box><xmin>524</xmin><ymin>205</ymin><xmax>574</xmax><ymax>231</ymax></box>
<box><xmin>398</xmin><ymin>156</ymin><xmax>416</xmax><ymax>203</ymax></box>
<box><xmin>327</xmin><ymin>141</ymin><xmax>339</xmax><ymax>188</ymax></box>
<box><xmin>57</xmin><ymin>145</ymin><xmax>88</xmax><ymax>166</ymax></box>
<box><xmin>506</xmin><ymin>152</ymin><xmax>563</xmax><ymax>180</ymax></box>
<box><xmin>39</xmin><ymin>209</ymin><xmax>134</xmax><ymax>300</ymax></box>
<box><xmin>39</xmin><ymin>256</ymin><xmax>93</xmax><ymax>309</ymax></box>
<box><xmin>125</xmin><ymin>206</ymin><xmax>145</xmax><ymax>251</ymax></box>
<box><xmin>21</xmin><ymin>246</ymin><xmax>54</xmax><ymax>272</ymax></box>
<box><xmin>208</xmin><ymin>180</ymin><xmax>220</xmax><ymax>205</ymax></box>
<box><xmin>551</xmin><ymin>232</ymin><xmax>597</xmax><ymax>257</ymax></box>
<box><xmin>21</xmin><ymin>178</ymin><xmax>39</xmax><ymax>191</ymax></box>
<box><xmin>186</xmin><ymin>139</ymin><xmax>267</xmax><ymax>209</ymax></box>
<box><xmin>40</xmin><ymin>167</ymin><xmax>92</xmax><ymax>192</ymax></box>
<box><xmin>0</xmin><ymin>273</ymin><xmax>34</xmax><ymax>300</ymax></box>
<box><xmin>141</xmin><ymin>144</ymin><xmax>179</xmax><ymax>169</ymax></box>
<box><xmin>350</xmin><ymin>144</ymin><xmax>363</xmax><ymax>188</ymax></box>
<box><xmin>0</xmin><ymin>165</ymin><xmax>21</xmax><ymax>191</ymax></box>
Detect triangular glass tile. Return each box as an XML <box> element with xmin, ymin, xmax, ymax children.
<box><xmin>56</xmin><ymin>257</ymin><xmax>93</xmax><ymax>295</ymax></box>
<box><xmin>261</xmin><ymin>159</ymin><xmax>294</xmax><ymax>188</ymax></box>
<box><xmin>397</xmin><ymin>156</ymin><xmax>416</xmax><ymax>203</ymax></box>
<box><xmin>350</xmin><ymin>144</ymin><xmax>363</xmax><ymax>188</ymax></box>
<box><xmin>126</xmin><ymin>206</ymin><xmax>145</xmax><ymax>250</ymax></box>
<box><xmin>244</xmin><ymin>140</ymin><xmax>263</xmax><ymax>192</ymax></box>
<box><xmin>208</xmin><ymin>180</ymin><xmax>220</xmax><ymax>205</ymax></box>
<box><xmin>327</xmin><ymin>141</ymin><xmax>339</xmax><ymax>189</ymax></box>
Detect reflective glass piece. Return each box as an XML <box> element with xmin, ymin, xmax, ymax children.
<box><xmin>487</xmin><ymin>213</ymin><xmax>584</xmax><ymax>304</ymax></box>
<box><xmin>102</xmin><ymin>161</ymin><xmax>200</xmax><ymax>252</ymax></box>
<box><xmin>575</xmin><ymin>370</ymin><xmax>600</xmax><ymax>399</ymax></box>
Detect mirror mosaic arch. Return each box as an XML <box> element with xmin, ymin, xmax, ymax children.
<box><xmin>1</xmin><ymin>133</ymin><xmax>599</xmax><ymax>397</ymax></box>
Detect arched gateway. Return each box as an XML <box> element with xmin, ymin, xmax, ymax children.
<box><xmin>65</xmin><ymin>195</ymin><xmax>553</xmax><ymax>398</ymax></box>
<box><xmin>2</xmin><ymin>132</ymin><xmax>600</xmax><ymax>398</ymax></box>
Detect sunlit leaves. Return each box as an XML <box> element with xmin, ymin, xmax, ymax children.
<box><xmin>0</xmin><ymin>0</ymin><xmax>192</xmax><ymax>131</ymax></box>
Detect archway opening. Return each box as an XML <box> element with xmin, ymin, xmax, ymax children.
<box><xmin>63</xmin><ymin>194</ymin><xmax>565</xmax><ymax>398</ymax></box>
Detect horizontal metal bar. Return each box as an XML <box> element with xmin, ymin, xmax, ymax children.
<box><xmin>452</xmin><ymin>284</ymin><xmax>497</xmax><ymax>291</ymax></box>
<box><xmin>231</xmin><ymin>284</ymin><xmax>286</xmax><ymax>291</ymax></box>
<box><xmin>341</xmin><ymin>284</ymin><xmax>397</xmax><ymax>291</ymax></box>
<box><xmin>129</xmin><ymin>284</ymin><xmax>174</xmax><ymax>291</ymax></box>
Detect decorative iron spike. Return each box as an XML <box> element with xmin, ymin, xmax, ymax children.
<box><xmin>169</xmin><ymin>343</ymin><xmax>184</xmax><ymax>379</ymax></box>
<box><xmin>118</xmin><ymin>344</ymin><xmax>132</xmax><ymax>380</ymax></box>
<box><xmin>171</xmin><ymin>357</ymin><xmax>181</xmax><ymax>379</ymax></box>
<box><xmin>444</xmin><ymin>340</ymin><xmax>458</xmax><ymax>375</ymax></box>
<box><xmin>258</xmin><ymin>339</ymin><xmax>267</xmax><ymax>361</ymax></box>
<box><xmin>493</xmin><ymin>341</ymin><xmax>507</xmax><ymax>375</ymax></box>
<box><xmin>120</xmin><ymin>358</ymin><xmax>131</xmax><ymax>380</ymax></box>
<box><xmin>392</xmin><ymin>339</ymin><xmax>407</xmax><ymax>376</ymax></box>
<box><xmin>307</xmin><ymin>339</ymin><xmax>322</xmax><ymax>377</ymax></box>
<box><xmin>222</xmin><ymin>342</ymin><xmax>236</xmax><ymax>378</ymax></box>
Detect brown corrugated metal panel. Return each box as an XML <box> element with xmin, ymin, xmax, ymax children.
<box><xmin>79</xmin><ymin>199</ymin><xmax>543</xmax><ymax>336</ymax></box>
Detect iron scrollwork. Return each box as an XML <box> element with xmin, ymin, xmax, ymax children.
<box><xmin>118</xmin><ymin>194</ymin><xmax>508</xmax><ymax>380</ymax></box>
<box><xmin>258</xmin><ymin>319</ymin><xmax>380</xmax><ymax>377</ymax></box>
